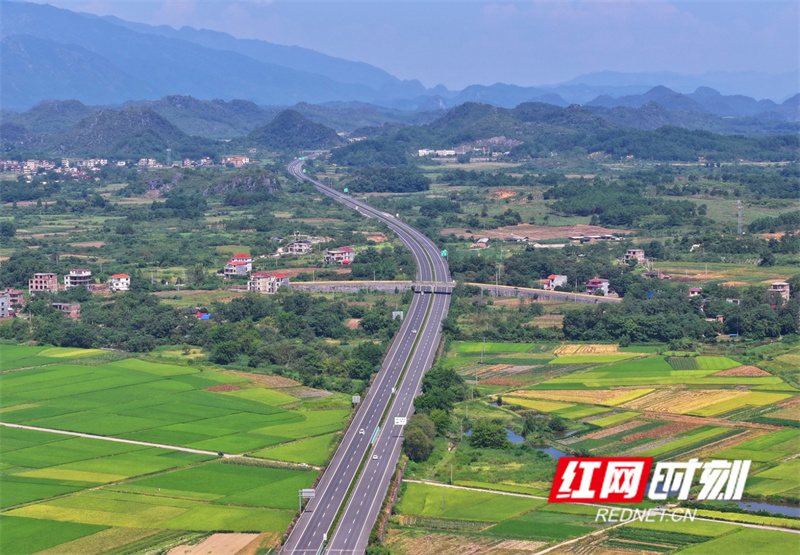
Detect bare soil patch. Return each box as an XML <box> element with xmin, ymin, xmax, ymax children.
<box><xmin>440</xmin><ymin>223</ymin><xmax>629</xmax><ymax>241</ymax></box>
<box><xmin>71</xmin><ymin>241</ymin><xmax>106</xmax><ymax>248</ymax></box>
<box><xmin>224</xmin><ymin>371</ymin><xmax>300</xmax><ymax>388</ymax></box>
<box><xmin>365</xmin><ymin>233</ymin><xmax>388</xmax><ymax>243</ymax></box>
<box><xmin>713</xmin><ymin>365</ymin><xmax>771</xmax><ymax>377</ymax></box>
<box><xmin>167</xmin><ymin>533</ymin><xmax>260</xmax><ymax>555</ymax></box>
<box><xmin>491</xmin><ymin>190</ymin><xmax>518</xmax><ymax>199</ymax></box>
<box><xmin>622</xmin><ymin>421</ymin><xmax>697</xmax><ymax>442</ymax></box>
<box><xmin>205</xmin><ymin>384</ymin><xmax>243</xmax><ymax>393</ymax></box>
<box><xmin>345</xmin><ymin>318</ymin><xmax>361</xmax><ymax>330</ymax></box>
<box><xmin>283</xmin><ymin>386</ymin><xmax>331</xmax><ymax>398</ymax></box>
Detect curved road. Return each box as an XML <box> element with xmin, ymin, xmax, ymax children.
<box><xmin>282</xmin><ymin>160</ymin><xmax>451</xmax><ymax>554</ymax></box>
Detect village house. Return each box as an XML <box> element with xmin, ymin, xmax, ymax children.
<box><xmin>52</xmin><ymin>302</ymin><xmax>81</xmax><ymax>321</ymax></box>
<box><xmin>64</xmin><ymin>269</ymin><xmax>93</xmax><ymax>290</ymax></box>
<box><xmin>5</xmin><ymin>288</ymin><xmax>24</xmax><ymax>306</ymax></box>
<box><xmin>542</xmin><ymin>275</ymin><xmax>568</xmax><ymax>291</ymax></box>
<box><xmin>586</xmin><ymin>278</ymin><xmax>609</xmax><ymax>296</ymax></box>
<box><xmin>0</xmin><ymin>292</ymin><xmax>10</xmax><ymax>318</ymax></box>
<box><xmin>108</xmin><ymin>274</ymin><xmax>131</xmax><ymax>292</ymax></box>
<box><xmin>222</xmin><ymin>155</ymin><xmax>250</xmax><ymax>167</ymax></box>
<box><xmin>324</xmin><ymin>247</ymin><xmax>355</xmax><ymax>265</ymax></box>
<box><xmin>769</xmin><ymin>281</ymin><xmax>791</xmax><ymax>301</ymax></box>
<box><xmin>689</xmin><ymin>287</ymin><xmax>703</xmax><ymax>298</ymax></box>
<box><xmin>29</xmin><ymin>273</ymin><xmax>58</xmax><ymax>295</ymax></box>
<box><xmin>285</xmin><ymin>240</ymin><xmax>312</xmax><ymax>255</ymax></box>
<box><xmin>623</xmin><ymin>249</ymin><xmax>646</xmax><ymax>264</ymax></box>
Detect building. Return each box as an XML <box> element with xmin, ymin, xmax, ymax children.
<box><xmin>0</xmin><ymin>292</ymin><xmax>9</xmax><ymax>318</ymax></box>
<box><xmin>230</xmin><ymin>254</ymin><xmax>253</xmax><ymax>272</ymax></box>
<box><xmin>542</xmin><ymin>275</ymin><xmax>568</xmax><ymax>291</ymax></box>
<box><xmin>64</xmin><ymin>269</ymin><xmax>93</xmax><ymax>290</ymax></box>
<box><xmin>642</xmin><ymin>272</ymin><xmax>671</xmax><ymax>280</ymax></box>
<box><xmin>108</xmin><ymin>274</ymin><xmax>131</xmax><ymax>292</ymax></box>
<box><xmin>222</xmin><ymin>155</ymin><xmax>250</xmax><ymax>167</ymax></box>
<box><xmin>29</xmin><ymin>273</ymin><xmax>58</xmax><ymax>295</ymax></box>
<box><xmin>769</xmin><ymin>281</ymin><xmax>791</xmax><ymax>301</ymax></box>
<box><xmin>586</xmin><ymin>278</ymin><xmax>609</xmax><ymax>296</ymax></box>
<box><xmin>689</xmin><ymin>287</ymin><xmax>703</xmax><ymax>298</ymax></box>
<box><xmin>623</xmin><ymin>249</ymin><xmax>646</xmax><ymax>264</ymax></box>
<box><xmin>5</xmin><ymin>288</ymin><xmax>24</xmax><ymax>306</ymax></box>
<box><xmin>285</xmin><ymin>240</ymin><xmax>312</xmax><ymax>255</ymax></box>
<box><xmin>224</xmin><ymin>261</ymin><xmax>250</xmax><ymax>278</ymax></box>
<box><xmin>52</xmin><ymin>302</ymin><xmax>81</xmax><ymax>320</ymax></box>
<box><xmin>248</xmin><ymin>272</ymin><xmax>290</xmax><ymax>294</ymax></box>
<box><xmin>324</xmin><ymin>247</ymin><xmax>355</xmax><ymax>265</ymax></box>
<box><xmin>273</xmin><ymin>274</ymin><xmax>289</xmax><ymax>288</ymax></box>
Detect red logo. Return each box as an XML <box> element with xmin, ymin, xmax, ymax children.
<box><xmin>549</xmin><ymin>457</ymin><xmax>653</xmax><ymax>503</ymax></box>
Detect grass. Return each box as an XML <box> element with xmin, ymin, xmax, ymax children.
<box><xmin>484</xmin><ymin>509</ymin><xmax>600</xmax><ymax>541</ymax></box>
<box><xmin>696</xmin><ymin>356</ymin><xmax>742</xmax><ymax>370</ymax></box>
<box><xmin>625</xmin><ymin>518</ymin><xmax>736</xmax><ymax>537</ymax></box>
<box><xmin>398</xmin><ymin>482</ymin><xmax>542</xmax><ymax>522</ymax></box>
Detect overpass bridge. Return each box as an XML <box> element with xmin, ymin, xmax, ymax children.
<box><xmin>290</xmin><ymin>280</ymin><xmax>621</xmax><ymax>304</ymax></box>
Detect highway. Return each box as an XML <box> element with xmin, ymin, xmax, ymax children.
<box><xmin>282</xmin><ymin>160</ymin><xmax>451</xmax><ymax>554</ymax></box>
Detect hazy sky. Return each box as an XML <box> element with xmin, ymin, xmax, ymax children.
<box><xmin>24</xmin><ymin>1</ymin><xmax>800</xmax><ymax>89</ymax></box>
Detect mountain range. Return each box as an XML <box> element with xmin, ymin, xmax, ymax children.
<box><xmin>1</xmin><ymin>1</ymin><xmax>797</xmax><ymax>116</ymax></box>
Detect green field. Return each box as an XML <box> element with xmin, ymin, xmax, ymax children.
<box><xmin>0</xmin><ymin>349</ymin><xmax>349</xmax><ymax>454</ymax></box>
<box><xmin>679</xmin><ymin>527</ymin><xmax>800</xmax><ymax>554</ymax></box>
<box><xmin>484</xmin><ymin>508</ymin><xmax>602</xmax><ymax>541</ymax></box>
<box><xmin>549</xmin><ymin>354</ymin><xmax>637</xmax><ymax>364</ymax></box>
<box><xmin>0</xmin><ymin>515</ymin><xmax>106</xmax><ymax>555</ymax></box>
<box><xmin>589</xmin><ymin>411</ymin><xmax>639</xmax><ymax>427</ymax></box>
<box><xmin>252</xmin><ymin>432</ymin><xmax>338</xmax><ymax>466</ymax></box>
<box><xmin>398</xmin><ymin>483</ymin><xmax>542</xmax><ymax>522</ymax></box>
<box><xmin>532</xmin><ymin>355</ymin><xmax>782</xmax><ymax>388</ymax></box>
<box><xmin>0</xmin><ymin>346</ymin><xmax>351</xmax><ymax>553</ymax></box>
<box><xmin>453</xmin><ymin>341</ymin><xmax>538</xmax><ymax>354</ymax></box>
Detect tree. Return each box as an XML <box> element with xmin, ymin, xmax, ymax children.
<box><xmin>210</xmin><ymin>341</ymin><xmax>239</xmax><ymax>364</ymax></box>
<box><xmin>429</xmin><ymin>409</ymin><xmax>451</xmax><ymax>435</ymax></box>
<box><xmin>470</xmin><ymin>419</ymin><xmax>511</xmax><ymax>449</ymax></box>
<box><xmin>403</xmin><ymin>425</ymin><xmax>434</xmax><ymax>462</ymax></box>
<box><xmin>0</xmin><ymin>221</ymin><xmax>15</xmax><ymax>237</ymax></box>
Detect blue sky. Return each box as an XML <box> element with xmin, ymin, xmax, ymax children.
<box><xmin>24</xmin><ymin>1</ymin><xmax>800</xmax><ymax>89</ymax></box>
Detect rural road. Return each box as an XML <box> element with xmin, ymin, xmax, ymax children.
<box><xmin>281</xmin><ymin>160</ymin><xmax>452</xmax><ymax>555</ymax></box>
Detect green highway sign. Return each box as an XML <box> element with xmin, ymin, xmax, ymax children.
<box><xmin>441</xmin><ymin>250</ymin><xmax>448</xmax><ymax>257</ymax></box>
<box><xmin>344</xmin><ymin>188</ymin><xmax>349</xmax><ymax>193</ymax></box>
<box><xmin>302</xmin><ymin>169</ymin><xmax>306</xmax><ymax>173</ymax></box>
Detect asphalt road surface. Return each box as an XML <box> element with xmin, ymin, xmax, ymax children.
<box><xmin>282</xmin><ymin>160</ymin><xmax>451</xmax><ymax>554</ymax></box>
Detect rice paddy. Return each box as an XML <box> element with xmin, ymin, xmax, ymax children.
<box><xmin>0</xmin><ymin>345</ymin><xmax>352</xmax><ymax>553</ymax></box>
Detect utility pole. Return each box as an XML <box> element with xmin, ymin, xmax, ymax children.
<box><xmin>737</xmin><ymin>200</ymin><xmax>743</xmax><ymax>235</ymax></box>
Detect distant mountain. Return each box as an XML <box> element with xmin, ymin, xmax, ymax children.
<box><xmin>561</xmin><ymin>70</ymin><xmax>800</xmax><ymax>102</ymax></box>
<box><xmin>244</xmin><ymin>110</ymin><xmax>346</xmax><ymax>150</ymax></box>
<box><xmin>586</xmin><ymin>86</ymin><xmax>785</xmax><ymax>118</ymax></box>
<box><xmin>0</xmin><ymin>34</ymin><xmax>154</xmax><ymax>110</ymax></box>
<box><xmin>1</xmin><ymin>2</ymin><xmax>381</xmax><ymax>108</ymax></box>
<box><xmin>95</xmin><ymin>15</ymin><xmax>427</xmax><ymax>99</ymax></box>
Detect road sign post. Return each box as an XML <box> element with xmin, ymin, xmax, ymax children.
<box><xmin>394</xmin><ymin>417</ymin><xmax>407</xmax><ymax>426</ymax></box>
<box><xmin>299</xmin><ymin>488</ymin><xmax>315</xmax><ymax>511</ymax></box>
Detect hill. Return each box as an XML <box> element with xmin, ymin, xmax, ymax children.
<box><xmin>48</xmin><ymin>107</ymin><xmax>217</xmax><ymax>159</ymax></box>
<box><xmin>245</xmin><ymin>110</ymin><xmax>346</xmax><ymax>151</ymax></box>
<box><xmin>331</xmin><ymin>102</ymin><xmax>799</xmax><ymax>165</ymax></box>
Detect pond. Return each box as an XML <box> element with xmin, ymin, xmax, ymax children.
<box><xmin>538</xmin><ymin>446</ymin><xmax>568</xmax><ymax>460</ymax></box>
<box><xmin>736</xmin><ymin>501</ymin><xmax>800</xmax><ymax>518</ymax></box>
